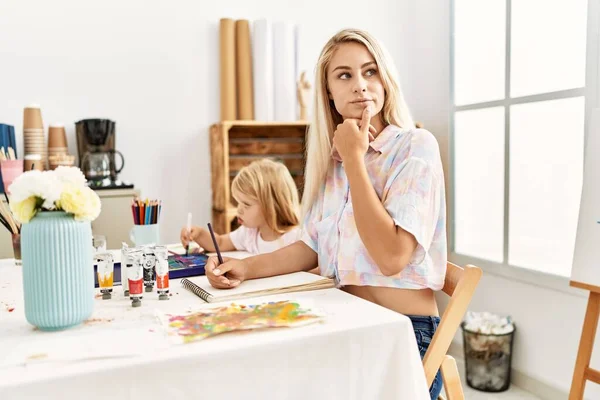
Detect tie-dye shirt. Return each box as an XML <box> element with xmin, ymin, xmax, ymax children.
<box><xmin>301</xmin><ymin>124</ymin><xmax>447</xmax><ymax>290</ymax></box>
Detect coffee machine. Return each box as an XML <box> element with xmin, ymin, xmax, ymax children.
<box><xmin>75</xmin><ymin>119</ymin><xmax>133</xmax><ymax>190</ymax></box>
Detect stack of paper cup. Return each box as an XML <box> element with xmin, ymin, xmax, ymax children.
<box><xmin>48</xmin><ymin>154</ymin><xmax>75</xmax><ymax>170</ymax></box>
<box><xmin>23</xmin><ymin>104</ymin><xmax>46</xmax><ymax>171</ymax></box>
<box><xmin>47</xmin><ymin>123</ymin><xmax>71</xmax><ymax>169</ymax></box>
<box><xmin>24</xmin><ymin>154</ymin><xmax>42</xmax><ymax>172</ymax></box>
<box><xmin>48</xmin><ymin>124</ymin><xmax>68</xmax><ymax>155</ymax></box>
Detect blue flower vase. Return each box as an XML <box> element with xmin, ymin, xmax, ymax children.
<box><xmin>21</xmin><ymin>211</ymin><xmax>94</xmax><ymax>331</ymax></box>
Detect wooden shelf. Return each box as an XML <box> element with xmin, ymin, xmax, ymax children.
<box><xmin>220</xmin><ymin>120</ymin><xmax>309</xmax><ymax>127</ymax></box>
<box><xmin>210</xmin><ymin>121</ymin><xmax>309</xmax><ymax>233</ymax></box>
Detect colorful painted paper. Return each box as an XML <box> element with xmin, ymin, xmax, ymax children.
<box><xmin>159</xmin><ymin>301</ymin><xmax>323</xmax><ymax>343</ymax></box>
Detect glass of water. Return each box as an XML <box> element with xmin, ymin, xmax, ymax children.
<box><xmin>92</xmin><ymin>235</ymin><xmax>107</xmax><ymax>257</ymax></box>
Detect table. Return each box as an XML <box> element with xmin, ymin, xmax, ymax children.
<box><xmin>0</xmin><ymin>258</ymin><xmax>430</xmax><ymax>399</ymax></box>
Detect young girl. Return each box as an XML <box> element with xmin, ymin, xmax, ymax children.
<box><xmin>204</xmin><ymin>29</ymin><xmax>446</xmax><ymax>399</ymax></box>
<box><xmin>180</xmin><ymin>158</ymin><xmax>301</xmax><ymax>254</ymax></box>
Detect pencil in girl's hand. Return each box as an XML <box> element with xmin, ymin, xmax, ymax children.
<box><xmin>207</xmin><ymin>223</ymin><xmax>223</xmax><ymax>265</ymax></box>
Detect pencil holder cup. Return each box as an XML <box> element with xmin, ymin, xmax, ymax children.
<box><xmin>12</xmin><ymin>233</ymin><xmax>22</xmax><ymax>266</ymax></box>
<box><xmin>129</xmin><ymin>224</ymin><xmax>160</xmax><ymax>246</ymax></box>
<box><xmin>1</xmin><ymin>159</ymin><xmax>24</xmax><ymax>194</ymax></box>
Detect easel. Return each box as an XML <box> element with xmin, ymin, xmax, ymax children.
<box><xmin>569</xmin><ymin>280</ymin><xmax>600</xmax><ymax>399</ymax></box>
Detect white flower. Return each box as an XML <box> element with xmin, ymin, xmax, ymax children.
<box><xmin>81</xmin><ymin>186</ymin><xmax>102</xmax><ymax>221</ymax></box>
<box><xmin>10</xmin><ymin>196</ymin><xmax>39</xmax><ymax>223</ymax></box>
<box><xmin>60</xmin><ymin>184</ymin><xmax>101</xmax><ymax>221</ymax></box>
<box><xmin>8</xmin><ymin>166</ymin><xmax>101</xmax><ymax>223</ymax></box>
<box><xmin>8</xmin><ymin>170</ymin><xmax>61</xmax><ymax>209</ymax></box>
<box><xmin>54</xmin><ymin>166</ymin><xmax>87</xmax><ymax>187</ymax></box>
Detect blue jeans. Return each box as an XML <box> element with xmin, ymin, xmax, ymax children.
<box><xmin>408</xmin><ymin>315</ymin><xmax>443</xmax><ymax>399</ymax></box>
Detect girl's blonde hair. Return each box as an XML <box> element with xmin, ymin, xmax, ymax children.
<box><xmin>302</xmin><ymin>29</ymin><xmax>415</xmax><ymax>218</ymax></box>
<box><xmin>231</xmin><ymin>158</ymin><xmax>300</xmax><ymax>234</ymax></box>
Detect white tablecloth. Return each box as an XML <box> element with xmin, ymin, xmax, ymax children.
<box><xmin>0</xmin><ymin>259</ymin><xmax>429</xmax><ymax>400</ymax></box>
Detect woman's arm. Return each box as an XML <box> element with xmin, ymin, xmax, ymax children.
<box><xmin>206</xmin><ymin>241</ymin><xmax>318</xmax><ymax>288</ymax></box>
<box><xmin>344</xmin><ymin>158</ymin><xmax>417</xmax><ymax>276</ymax></box>
<box><xmin>244</xmin><ymin>241</ymin><xmax>318</xmax><ymax>279</ymax></box>
<box><xmin>332</xmin><ymin>110</ymin><xmax>417</xmax><ymax>275</ymax></box>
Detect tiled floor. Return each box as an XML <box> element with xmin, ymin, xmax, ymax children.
<box><xmin>460</xmin><ymin>382</ymin><xmax>540</xmax><ymax>400</ymax></box>
<box><xmin>442</xmin><ymin>358</ymin><xmax>541</xmax><ymax>400</ymax></box>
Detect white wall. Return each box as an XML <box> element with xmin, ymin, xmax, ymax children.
<box><xmin>402</xmin><ymin>1</ymin><xmax>600</xmax><ymax>398</ymax></box>
<box><xmin>0</xmin><ymin>0</ymin><xmax>410</xmax><ymax>244</ymax></box>
<box><xmin>4</xmin><ymin>0</ymin><xmax>599</xmax><ymax>397</ymax></box>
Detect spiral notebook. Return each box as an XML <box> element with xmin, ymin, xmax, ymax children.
<box><xmin>181</xmin><ymin>272</ymin><xmax>335</xmax><ymax>303</ymax></box>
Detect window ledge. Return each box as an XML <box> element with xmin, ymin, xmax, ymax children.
<box><xmin>449</xmin><ymin>252</ymin><xmax>588</xmax><ymax>298</ymax></box>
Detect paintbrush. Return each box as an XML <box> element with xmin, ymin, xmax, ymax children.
<box><xmin>0</xmin><ymin>214</ymin><xmax>12</xmax><ymax>232</ymax></box>
<box><xmin>185</xmin><ymin>212</ymin><xmax>192</xmax><ymax>256</ymax></box>
<box><xmin>0</xmin><ymin>200</ymin><xmax>18</xmax><ymax>234</ymax></box>
<box><xmin>2</xmin><ymin>191</ymin><xmax>15</xmax><ymax>234</ymax></box>
<box><xmin>168</xmin><ymin>250</ymin><xmax>186</xmax><ymax>259</ymax></box>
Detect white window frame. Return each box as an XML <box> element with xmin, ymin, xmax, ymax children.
<box><xmin>449</xmin><ymin>0</ymin><xmax>600</xmax><ymax>297</ymax></box>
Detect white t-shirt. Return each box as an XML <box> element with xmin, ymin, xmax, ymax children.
<box><xmin>229</xmin><ymin>226</ymin><xmax>301</xmax><ymax>254</ymax></box>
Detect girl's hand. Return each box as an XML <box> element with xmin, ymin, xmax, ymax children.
<box><xmin>332</xmin><ymin>107</ymin><xmax>372</xmax><ymax>162</ymax></box>
<box><xmin>180</xmin><ymin>226</ymin><xmax>205</xmax><ymax>248</ymax></box>
<box><xmin>205</xmin><ymin>256</ymin><xmax>249</xmax><ymax>288</ymax></box>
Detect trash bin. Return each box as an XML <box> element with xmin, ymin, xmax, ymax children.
<box><xmin>461</xmin><ymin>312</ymin><xmax>515</xmax><ymax>392</ymax></box>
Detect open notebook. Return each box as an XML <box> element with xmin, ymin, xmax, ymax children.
<box><xmin>181</xmin><ymin>272</ymin><xmax>335</xmax><ymax>303</ymax></box>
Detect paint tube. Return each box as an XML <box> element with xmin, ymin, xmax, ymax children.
<box><xmin>97</xmin><ymin>252</ymin><xmax>114</xmax><ymax>300</ymax></box>
<box><xmin>143</xmin><ymin>246</ymin><xmax>156</xmax><ymax>293</ymax></box>
<box><xmin>154</xmin><ymin>245</ymin><xmax>169</xmax><ymax>300</ymax></box>
<box><xmin>121</xmin><ymin>242</ymin><xmax>130</xmax><ymax>296</ymax></box>
<box><xmin>128</xmin><ymin>248</ymin><xmax>144</xmax><ymax>307</ymax></box>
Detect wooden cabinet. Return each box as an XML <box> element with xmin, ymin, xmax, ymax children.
<box><xmin>209</xmin><ymin>120</ymin><xmax>308</xmax><ymax>233</ymax></box>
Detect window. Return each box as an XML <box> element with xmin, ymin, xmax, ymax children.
<box><xmin>451</xmin><ymin>0</ymin><xmax>590</xmax><ymax>277</ymax></box>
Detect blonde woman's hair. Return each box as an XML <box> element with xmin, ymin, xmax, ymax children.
<box><xmin>231</xmin><ymin>158</ymin><xmax>300</xmax><ymax>234</ymax></box>
<box><xmin>302</xmin><ymin>28</ymin><xmax>416</xmax><ymax>218</ymax></box>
